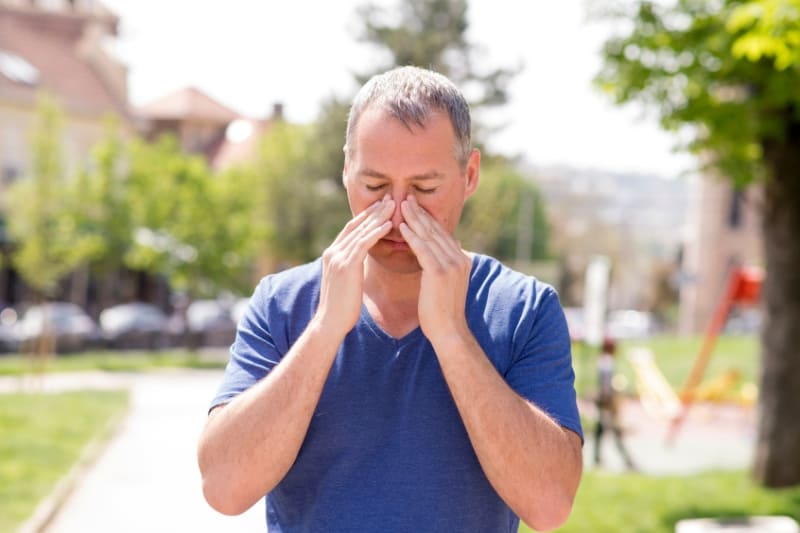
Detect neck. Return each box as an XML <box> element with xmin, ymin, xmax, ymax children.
<box><xmin>362</xmin><ymin>257</ymin><xmax>421</xmax><ymax>305</ymax></box>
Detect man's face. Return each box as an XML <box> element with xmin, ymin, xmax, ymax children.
<box><xmin>343</xmin><ymin>106</ymin><xmax>480</xmax><ymax>274</ymax></box>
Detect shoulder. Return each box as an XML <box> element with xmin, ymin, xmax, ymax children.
<box><xmin>256</xmin><ymin>259</ymin><xmax>322</xmax><ymax>295</ymax></box>
<box><xmin>468</xmin><ymin>253</ymin><xmax>560</xmax><ymax>312</ymax></box>
<box><xmin>251</xmin><ymin>259</ymin><xmax>323</xmax><ymax>318</ymax></box>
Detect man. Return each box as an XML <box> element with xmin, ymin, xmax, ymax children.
<box><xmin>198</xmin><ymin>66</ymin><xmax>583</xmax><ymax>532</ymax></box>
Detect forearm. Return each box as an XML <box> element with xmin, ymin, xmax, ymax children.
<box><xmin>432</xmin><ymin>331</ymin><xmax>583</xmax><ymax>531</ymax></box>
<box><xmin>198</xmin><ymin>318</ymin><xmax>344</xmax><ymax>515</ymax></box>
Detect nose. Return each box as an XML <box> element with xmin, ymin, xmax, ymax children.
<box><xmin>389</xmin><ymin>189</ymin><xmax>406</xmax><ymax>229</ymax></box>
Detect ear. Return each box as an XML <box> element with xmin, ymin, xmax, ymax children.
<box><xmin>341</xmin><ymin>161</ymin><xmax>349</xmax><ymax>190</ymax></box>
<box><xmin>463</xmin><ymin>149</ymin><xmax>480</xmax><ymax>199</ymax></box>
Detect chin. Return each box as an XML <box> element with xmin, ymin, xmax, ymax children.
<box><xmin>368</xmin><ymin>249</ymin><xmax>422</xmax><ymax>275</ymax></box>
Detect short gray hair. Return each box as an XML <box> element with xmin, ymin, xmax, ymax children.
<box><xmin>344</xmin><ymin>66</ymin><xmax>472</xmax><ymax>167</ymax></box>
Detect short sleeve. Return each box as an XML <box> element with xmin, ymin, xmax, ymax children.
<box><xmin>209</xmin><ymin>277</ymin><xmax>282</xmax><ymax>411</ymax></box>
<box><xmin>504</xmin><ymin>285</ymin><xmax>583</xmax><ymax>441</ymax></box>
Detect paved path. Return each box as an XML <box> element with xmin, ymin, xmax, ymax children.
<box><xmin>582</xmin><ymin>397</ymin><xmax>757</xmax><ymax>475</ymax></box>
<box><xmin>5</xmin><ymin>369</ymin><xmax>757</xmax><ymax>532</ymax></box>
<box><xmin>31</xmin><ymin>370</ymin><xmax>265</xmax><ymax>533</ymax></box>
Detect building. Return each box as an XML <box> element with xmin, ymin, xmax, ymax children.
<box><xmin>136</xmin><ymin>86</ymin><xmax>282</xmax><ymax>170</ymax></box>
<box><xmin>678</xmin><ymin>175</ymin><xmax>763</xmax><ymax>334</ymax></box>
<box><xmin>531</xmin><ymin>164</ymin><xmax>690</xmax><ymax>314</ymax></box>
<box><xmin>0</xmin><ymin>0</ymin><xmax>134</xmax><ymax>306</ymax></box>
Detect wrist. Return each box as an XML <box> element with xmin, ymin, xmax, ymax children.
<box><xmin>427</xmin><ymin>324</ymin><xmax>474</xmax><ymax>358</ymax></box>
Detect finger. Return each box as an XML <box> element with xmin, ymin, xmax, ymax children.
<box><xmin>401</xmin><ymin>196</ymin><xmax>460</xmax><ymax>260</ymax></box>
<box><xmin>398</xmin><ymin>222</ymin><xmax>440</xmax><ymax>270</ymax></box>
<box><xmin>349</xmin><ymin>219</ymin><xmax>393</xmax><ymax>261</ymax></box>
<box><xmin>338</xmin><ymin>197</ymin><xmax>394</xmax><ymax>250</ymax></box>
<box><xmin>335</xmin><ymin>195</ymin><xmax>390</xmax><ymax>243</ymax></box>
<box><xmin>399</xmin><ymin>195</ymin><xmax>438</xmax><ymax>242</ymax></box>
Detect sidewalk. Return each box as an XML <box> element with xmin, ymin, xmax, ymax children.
<box><xmin>29</xmin><ymin>369</ymin><xmax>265</xmax><ymax>533</ymax></box>
<box><xmin>582</xmin><ymin>397</ymin><xmax>757</xmax><ymax>474</ymax></box>
<box><xmin>9</xmin><ymin>369</ymin><xmax>758</xmax><ymax>532</ymax></box>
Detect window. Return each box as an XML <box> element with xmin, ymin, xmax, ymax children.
<box><xmin>728</xmin><ymin>189</ymin><xmax>743</xmax><ymax>229</ymax></box>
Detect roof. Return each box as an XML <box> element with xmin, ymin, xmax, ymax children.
<box><xmin>137</xmin><ymin>87</ymin><xmax>240</xmax><ymax>124</ymax></box>
<box><xmin>0</xmin><ymin>5</ymin><xmax>128</xmax><ymax>117</ymax></box>
<box><xmin>209</xmin><ymin>117</ymin><xmax>273</xmax><ymax>170</ymax></box>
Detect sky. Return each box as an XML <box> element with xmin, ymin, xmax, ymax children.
<box><xmin>102</xmin><ymin>0</ymin><xmax>697</xmax><ymax>178</ymax></box>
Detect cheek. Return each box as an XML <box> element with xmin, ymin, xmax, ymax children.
<box><xmin>416</xmin><ymin>198</ymin><xmax>451</xmax><ymax>227</ymax></box>
<box><xmin>348</xmin><ymin>188</ymin><xmax>385</xmax><ymax>216</ymax></box>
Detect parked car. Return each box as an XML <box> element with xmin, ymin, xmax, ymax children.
<box><xmin>99</xmin><ymin>302</ymin><xmax>172</xmax><ymax>350</ymax></box>
<box><xmin>230</xmin><ymin>297</ymin><xmax>250</xmax><ymax>327</ymax></box>
<box><xmin>562</xmin><ymin>306</ymin><xmax>586</xmax><ymax>342</ymax></box>
<box><xmin>606</xmin><ymin>309</ymin><xmax>654</xmax><ymax>340</ymax></box>
<box><xmin>186</xmin><ymin>299</ymin><xmax>236</xmax><ymax>348</ymax></box>
<box><xmin>0</xmin><ymin>305</ymin><xmax>19</xmax><ymax>353</ymax></box>
<box><xmin>15</xmin><ymin>302</ymin><xmax>102</xmax><ymax>353</ymax></box>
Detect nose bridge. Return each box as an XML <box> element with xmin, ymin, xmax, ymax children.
<box><xmin>389</xmin><ymin>183</ymin><xmax>408</xmax><ymax>227</ymax></box>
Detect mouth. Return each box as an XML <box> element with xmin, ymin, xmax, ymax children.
<box><xmin>380</xmin><ymin>237</ymin><xmax>410</xmax><ymax>250</ymax></box>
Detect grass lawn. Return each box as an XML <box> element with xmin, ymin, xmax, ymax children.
<box><xmin>572</xmin><ymin>334</ymin><xmax>759</xmax><ymax>399</ymax></box>
<box><xmin>0</xmin><ymin>349</ymin><xmax>227</xmax><ymax>376</ymax></box>
<box><xmin>0</xmin><ymin>389</ymin><xmax>130</xmax><ymax>532</ymax></box>
<box><xmin>519</xmin><ymin>469</ymin><xmax>800</xmax><ymax>533</ymax></box>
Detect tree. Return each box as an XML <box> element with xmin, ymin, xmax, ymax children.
<box><xmin>65</xmin><ymin>116</ymin><xmax>132</xmax><ymax>308</ymax></box>
<box><xmin>245</xmin><ymin>121</ymin><xmax>350</xmax><ymax>267</ymax></box>
<box><xmin>7</xmin><ymin>94</ymin><xmax>94</xmax><ymax>298</ymax></box>
<box><xmin>595</xmin><ymin>0</ymin><xmax>800</xmax><ymax>487</ymax></box>
<box><xmin>125</xmin><ymin>135</ymin><xmax>252</xmax><ymax>299</ymax></box>
<box><xmin>458</xmin><ymin>159</ymin><xmax>551</xmax><ymax>261</ymax></box>
<box><xmin>356</xmin><ymin>0</ymin><xmax>519</xmax><ymax>141</ymax></box>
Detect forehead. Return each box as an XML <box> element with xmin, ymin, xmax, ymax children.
<box><xmin>350</xmin><ymin>107</ymin><xmax>459</xmax><ymax>168</ymax></box>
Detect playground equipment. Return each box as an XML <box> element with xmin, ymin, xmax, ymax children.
<box><xmin>625</xmin><ymin>266</ymin><xmax>763</xmax><ymax>441</ymax></box>
<box><xmin>627</xmin><ymin>347</ymin><xmax>682</xmax><ymax>421</ymax></box>
<box><xmin>667</xmin><ymin>265</ymin><xmax>764</xmax><ymax>442</ymax></box>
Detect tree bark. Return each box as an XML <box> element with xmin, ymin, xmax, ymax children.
<box><xmin>753</xmin><ymin>118</ymin><xmax>800</xmax><ymax>487</ymax></box>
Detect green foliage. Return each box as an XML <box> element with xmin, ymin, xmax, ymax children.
<box><xmin>0</xmin><ymin>390</ymin><xmax>129</xmax><ymax>532</ymax></box>
<box><xmin>242</xmin><ymin>121</ymin><xmax>350</xmax><ymax>265</ymax></box>
<box><xmin>7</xmin><ymin>93</ymin><xmax>92</xmax><ymax>296</ymax></box>
<box><xmin>594</xmin><ymin>0</ymin><xmax>800</xmax><ymax>186</ymax></box>
<box><xmin>125</xmin><ymin>135</ymin><xmax>253</xmax><ymax>297</ymax></box>
<box><xmin>0</xmin><ymin>350</ymin><xmax>226</xmax><ymax>376</ymax></box>
<box><xmin>458</xmin><ymin>160</ymin><xmax>551</xmax><ymax>261</ymax></box>
<box><xmin>67</xmin><ymin>116</ymin><xmax>131</xmax><ymax>276</ymax></box>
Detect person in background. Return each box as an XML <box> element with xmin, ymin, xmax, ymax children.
<box><xmin>198</xmin><ymin>65</ymin><xmax>583</xmax><ymax>533</ymax></box>
<box><xmin>594</xmin><ymin>337</ymin><xmax>637</xmax><ymax>470</ymax></box>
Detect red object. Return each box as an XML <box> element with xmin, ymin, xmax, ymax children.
<box><xmin>732</xmin><ymin>267</ymin><xmax>763</xmax><ymax>304</ymax></box>
<box><xmin>667</xmin><ymin>266</ymin><xmax>763</xmax><ymax>444</ymax></box>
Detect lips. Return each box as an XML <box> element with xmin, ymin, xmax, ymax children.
<box><xmin>380</xmin><ymin>237</ymin><xmax>410</xmax><ymax>250</ymax></box>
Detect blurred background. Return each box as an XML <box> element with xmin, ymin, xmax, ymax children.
<box><xmin>1</xmin><ymin>0</ymin><xmax>799</xmax><ymax>532</ymax></box>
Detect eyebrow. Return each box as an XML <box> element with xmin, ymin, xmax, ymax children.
<box><xmin>359</xmin><ymin>168</ymin><xmax>445</xmax><ymax>181</ymax></box>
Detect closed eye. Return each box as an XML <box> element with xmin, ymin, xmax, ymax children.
<box><xmin>365</xmin><ymin>184</ymin><xmax>387</xmax><ymax>191</ymax></box>
<box><xmin>414</xmin><ymin>186</ymin><xmax>436</xmax><ymax>194</ymax></box>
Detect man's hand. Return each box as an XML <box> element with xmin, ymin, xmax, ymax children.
<box><xmin>317</xmin><ymin>195</ymin><xmax>394</xmax><ymax>338</ymax></box>
<box><xmin>398</xmin><ymin>195</ymin><xmax>471</xmax><ymax>343</ymax></box>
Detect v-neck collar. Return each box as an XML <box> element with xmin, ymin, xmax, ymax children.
<box><xmin>359</xmin><ymin>304</ymin><xmax>424</xmax><ymax>347</ymax></box>
<box><xmin>357</xmin><ymin>254</ymin><xmax>482</xmax><ymax>347</ymax></box>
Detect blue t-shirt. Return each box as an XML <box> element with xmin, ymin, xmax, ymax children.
<box><xmin>211</xmin><ymin>253</ymin><xmax>582</xmax><ymax>533</ymax></box>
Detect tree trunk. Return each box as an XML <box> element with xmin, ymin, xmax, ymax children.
<box><xmin>753</xmin><ymin>120</ymin><xmax>800</xmax><ymax>487</ymax></box>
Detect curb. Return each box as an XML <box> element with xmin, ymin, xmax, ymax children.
<box><xmin>16</xmin><ymin>394</ymin><xmax>131</xmax><ymax>533</ymax></box>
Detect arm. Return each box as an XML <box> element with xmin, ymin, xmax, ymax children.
<box><xmin>198</xmin><ymin>196</ymin><xmax>395</xmax><ymax>515</ymax></box>
<box><xmin>399</xmin><ymin>196</ymin><xmax>582</xmax><ymax>531</ymax></box>
<box><xmin>431</xmin><ymin>333</ymin><xmax>582</xmax><ymax>531</ymax></box>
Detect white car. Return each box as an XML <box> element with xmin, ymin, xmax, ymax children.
<box><xmin>16</xmin><ymin>302</ymin><xmax>102</xmax><ymax>352</ymax></box>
